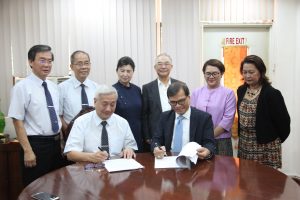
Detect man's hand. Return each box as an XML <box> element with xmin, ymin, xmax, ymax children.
<box><xmin>153</xmin><ymin>146</ymin><xmax>166</xmax><ymax>159</ymax></box>
<box><xmin>24</xmin><ymin>149</ymin><xmax>36</xmax><ymax>167</ymax></box>
<box><xmin>196</xmin><ymin>147</ymin><xmax>211</xmax><ymax>160</ymax></box>
<box><xmin>121</xmin><ymin>148</ymin><xmax>136</xmax><ymax>159</ymax></box>
<box><xmin>89</xmin><ymin>151</ymin><xmax>108</xmax><ymax>163</ymax></box>
<box><xmin>12</xmin><ymin>119</ymin><xmax>38</xmax><ymax>167</ymax></box>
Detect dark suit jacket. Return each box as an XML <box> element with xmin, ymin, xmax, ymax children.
<box><xmin>151</xmin><ymin>107</ymin><xmax>216</xmax><ymax>154</ymax></box>
<box><xmin>142</xmin><ymin>78</ymin><xmax>178</xmax><ymax>140</ymax></box>
<box><xmin>237</xmin><ymin>84</ymin><xmax>290</xmax><ymax>143</ymax></box>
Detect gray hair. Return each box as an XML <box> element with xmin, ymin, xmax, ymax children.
<box><xmin>154</xmin><ymin>53</ymin><xmax>173</xmax><ymax>65</ymax></box>
<box><xmin>94</xmin><ymin>84</ymin><xmax>118</xmax><ymax>99</ymax></box>
<box><xmin>70</xmin><ymin>50</ymin><xmax>90</xmax><ymax>64</ymax></box>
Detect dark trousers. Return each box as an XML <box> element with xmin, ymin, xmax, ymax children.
<box><xmin>143</xmin><ymin>141</ymin><xmax>151</xmax><ymax>152</ymax></box>
<box><xmin>22</xmin><ymin>134</ymin><xmax>64</xmax><ymax>186</ymax></box>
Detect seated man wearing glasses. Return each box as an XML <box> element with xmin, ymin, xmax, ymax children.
<box><xmin>59</xmin><ymin>50</ymin><xmax>99</xmax><ymax>136</ymax></box>
<box><xmin>151</xmin><ymin>82</ymin><xmax>216</xmax><ymax>160</ymax></box>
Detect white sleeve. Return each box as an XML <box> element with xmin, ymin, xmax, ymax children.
<box><xmin>124</xmin><ymin>121</ymin><xmax>138</xmax><ymax>150</ymax></box>
<box><xmin>8</xmin><ymin>84</ymin><xmax>27</xmax><ymax>120</ymax></box>
<box><xmin>63</xmin><ymin>119</ymin><xmax>85</xmax><ymax>153</ymax></box>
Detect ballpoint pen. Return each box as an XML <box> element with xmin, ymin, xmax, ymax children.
<box><xmin>154</xmin><ymin>143</ymin><xmax>167</xmax><ymax>156</ymax></box>
<box><xmin>98</xmin><ymin>146</ymin><xmax>104</xmax><ymax>151</ymax></box>
<box><xmin>98</xmin><ymin>146</ymin><xmax>110</xmax><ymax>159</ymax></box>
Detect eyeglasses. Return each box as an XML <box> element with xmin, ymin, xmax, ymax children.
<box><xmin>38</xmin><ymin>59</ymin><xmax>53</xmax><ymax>65</ymax></box>
<box><xmin>169</xmin><ymin>97</ymin><xmax>187</xmax><ymax>106</ymax></box>
<box><xmin>204</xmin><ymin>72</ymin><xmax>220</xmax><ymax>78</ymax></box>
<box><xmin>157</xmin><ymin>62</ymin><xmax>172</xmax><ymax>67</ymax></box>
<box><xmin>73</xmin><ymin>62</ymin><xmax>91</xmax><ymax>67</ymax></box>
<box><xmin>84</xmin><ymin>162</ymin><xmax>105</xmax><ymax>171</ymax></box>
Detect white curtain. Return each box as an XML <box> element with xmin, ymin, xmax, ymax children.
<box><xmin>0</xmin><ymin>0</ymin><xmax>156</xmax><ymax>114</ymax></box>
<box><xmin>0</xmin><ymin>0</ymin><xmax>13</xmax><ymax>114</ymax></box>
<box><xmin>199</xmin><ymin>0</ymin><xmax>274</xmax><ymax>23</ymax></box>
<box><xmin>161</xmin><ymin>0</ymin><xmax>202</xmax><ymax>91</ymax></box>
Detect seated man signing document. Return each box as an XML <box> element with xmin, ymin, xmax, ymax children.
<box><xmin>64</xmin><ymin>85</ymin><xmax>137</xmax><ymax>163</ymax></box>
<box><xmin>151</xmin><ymin>82</ymin><xmax>216</xmax><ymax>160</ymax></box>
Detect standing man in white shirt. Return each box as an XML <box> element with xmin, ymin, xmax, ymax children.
<box><xmin>59</xmin><ymin>50</ymin><xmax>99</xmax><ymax>136</ymax></box>
<box><xmin>142</xmin><ymin>53</ymin><xmax>179</xmax><ymax>151</ymax></box>
<box><xmin>64</xmin><ymin>84</ymin><xmax>137</xmax><ymax>163</ymax></box>
<box><xmin>8</xmin><ymin>45</ymin><xmax>63</xmax><ymax>186</ymax></box>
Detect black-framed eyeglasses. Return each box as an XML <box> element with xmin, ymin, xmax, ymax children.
<box><xmin>204</xmin><ymin>72</ymin><xmax>220</xmax><ymax>78</ymax></box>
<box><xmin>169</xmin><ymin>97</ymin><xmax>187</xmax><ymax>106</ymax></box>
<box><xmin>73</xmin><ymin>62</ymin><xmax>91</xmax><ymax>67</ymax></box>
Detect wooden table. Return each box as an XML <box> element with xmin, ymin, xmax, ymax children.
<box><xmin>18</xmin><ymin>153</ymin><xmax>300</xmax><ymax>200</ymax></box>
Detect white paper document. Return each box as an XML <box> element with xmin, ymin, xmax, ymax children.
<box><xmin>104</xmin><ymin>158</ymin><xmax>144</xmax><ymax>172</ymax></box>
<box><xmin>155</xmin><ymin>142</ymin><xmax>201</xmax><ymax>169</ymax></box>
<box><xmin>155</xmin><ymin>156</ymin><xmax>182</xmax><ymax>168</ymax></box>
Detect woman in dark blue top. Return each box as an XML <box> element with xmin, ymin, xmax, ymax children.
<box><xmin>113</xmin><ymin>56</ymin><xmax>143</xmax><ymax>152</ymax></box>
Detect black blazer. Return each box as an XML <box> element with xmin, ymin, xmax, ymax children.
<box><xmin>142</xmin><ymin>78</ymin><xmax>178</xmax><ymax>140</ymax></box>
<box><xmin>237</xmin><ymin>84</ymin><xmax>290</xmax><ymax>143</ymax></box>
<box><xmin>151</xmin><ymin>107</ymin><xmax>216</xmax><ymax>154</ymax></box>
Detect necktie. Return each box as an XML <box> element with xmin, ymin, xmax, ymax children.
<box><xmin>101</xmin><ymin>121</ymin><xmax>109</xmax><ymax>154</ymax></box>
<box><xmin>81</xmin><ymin>84</ymin><xmax>89</xmax><ymax>108</ymax></box>
<box><xmin>42</xmin><ymin>81</ymin><xmax>59</xmax><ymax>133</ymax></box>
<box><xmin>172</xmin><ymin>115</ymin><xmax>184</xmax><ymax>152</ymax></box>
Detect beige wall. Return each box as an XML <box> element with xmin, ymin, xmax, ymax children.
<box><xmin>269</xmin><ymin>0</ymin><xmax>300</xmax><ymax>176</ymax></box>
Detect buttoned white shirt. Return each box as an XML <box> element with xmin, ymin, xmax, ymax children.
<box><xmin>64</xmin><ymin>111</ymin><xmax>138</xmax><ymax>155</ymax></box>
<box><xmin>157</xmin><ymin>79</ymin><xmax>171</xmax><ymax>112</ymax></box>
<box><xmin>8</xmin><ymin>73</ymin><xmax>61</xmax><ymax>136</ymax></box>
<box><xmin>171</xmin><ymin>107</ymin><xmax>191</xmax><ymax>150</ymax></box>
<box><xmin>58</xmin><ymin>76</ymin><xmax>99</xmax><ymax>123</ymax></box>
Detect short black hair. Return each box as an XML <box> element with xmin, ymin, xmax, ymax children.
<box><xmin>70</xmin><ymin>50</ymin><xmax>90</xmax><ymax>64</ymax></box>
<box><xmin>167</xmin><ymin>81</ymin><xmax>189</xmax><ymax>98</ymax></box>
<box><xmin>116</xmin><ymin>56</ymin><xmax>135</xmax><ymax>71</ymax></box>
<box><xmin>28</xmin><ymin>45</ymin><xmax>54</xmax><ymax>62</ymax></box>
<box><xmin>202</xmin><ymin>59</ymin><xmax>225</xmax><ymax>74</ymax></box>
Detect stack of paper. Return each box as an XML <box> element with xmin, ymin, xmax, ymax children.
<box><xmin>155</xmin><ymin>142</ymin><xmax>201</xmax><ymax>169</ymax></box>
<box><xmin>104</xmin><ymin>159</ymin><xmax>144</xmax><ymax>172</ymax></box>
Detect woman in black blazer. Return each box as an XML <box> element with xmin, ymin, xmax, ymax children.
<box><xmin>237</xmin><ymin>55</ymin><xmax>290</xmax><ymax>169</ymax></box>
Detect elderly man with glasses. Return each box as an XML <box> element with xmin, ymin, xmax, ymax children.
<box><xmin>151</xmin><ymin>82</ymin><xmax>216</xmax><ymax>160</ymax></box>
<box><xmin>142</xmin><ymin>53</ymin><xmax>180</xmax><ymax>152</ymax></box>
<box><xmin>59</xmin><ymin>50</ymin><xmax>99</xmax><ymax>136</ymax></box>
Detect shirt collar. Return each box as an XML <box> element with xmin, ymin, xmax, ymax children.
<box><xmin>92</xmin><ymin>111</ymin><xmax>113</xmax><ymax>127</ymax></box>
<box><xmin>71</xmin><ymin>76</ymin><xmax>90</xmax><ymax>88</ymax></box>
<box><xmin>29</xmin><ymin>73</ymin><xmax>45</xmax><ymax>86</ymax></box>
<box><xmin>117</xmin><ymin>81</ymin><xmax>132</xmax><ymax>89</ymax></box>
<box><xmin>157</xmin><ymin>78</ymin><xmax>171</xmax><ymax>87</ymax></box>
<box><xmin>205</xmin><ymin>85</ymin><xmax>221</xmax><ymax>91</ymax></box>
<box><xmin>175</xmin><ymin>106</ymin><xmax>191</xmax><ymax>120</ymax></box>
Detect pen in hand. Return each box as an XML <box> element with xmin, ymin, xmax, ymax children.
<box><xmin>98</xmin><ymin>146</ymin><xmax>103</xmax><ymax>151</ymax></box>
<box><xmin>154</xmin><ymin>143</ymin><xmax>167</xmax><ymax>156</ymax></box>
<box><xmin>98</xmin><ymin>146</ymin><xmax>109</xmax><ymax>160</ymax></box>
